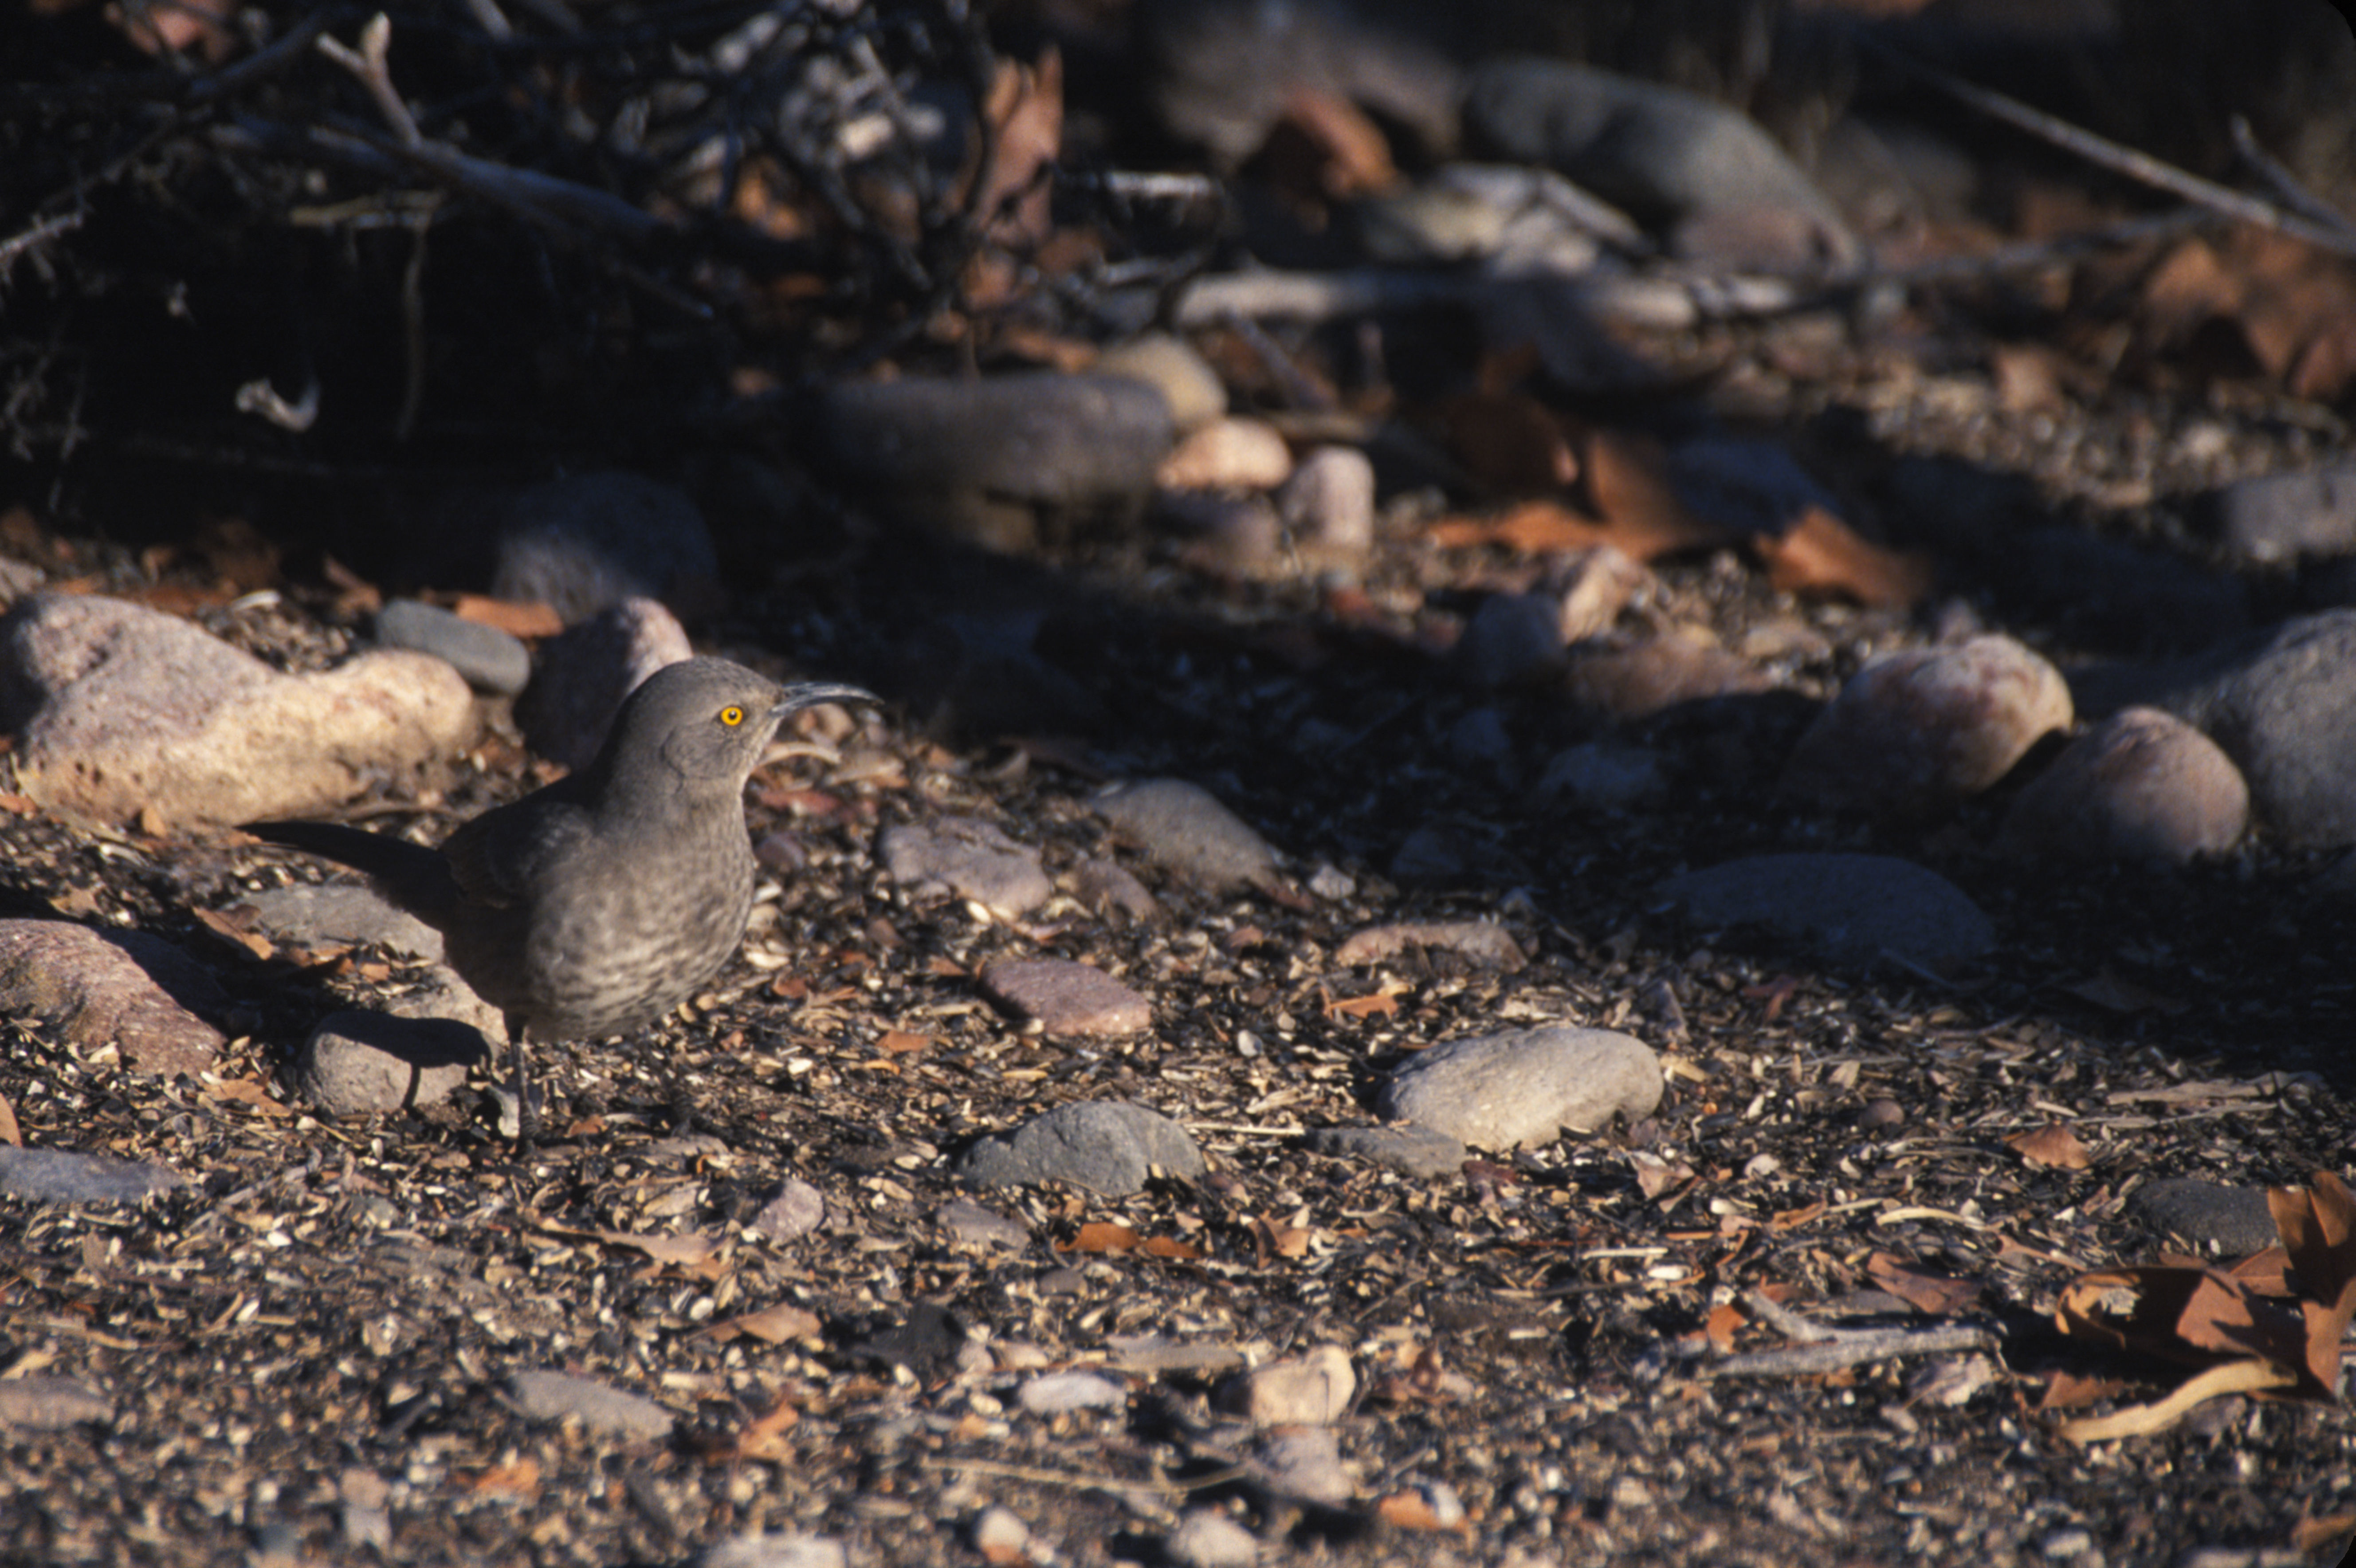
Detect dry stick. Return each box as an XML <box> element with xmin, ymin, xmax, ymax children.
<box><xmin>2227</xmin><ymin>115</ymin><xmax>2356</xmax><ymax>240</ymax></box>
<box><xmin>1706</xmin><ymin>1288</ymin><xmax>1995</xmax><ymax>1379</ymax></box>
<box><xmin>316</xmin><ymin>15</ymin><xmax>422</xmax><ymax>149</ymax></box>
<box><xmin>1857</xmin><ymin>36</ymin><xmax>2356</xmax><ymax>261</ymax></box>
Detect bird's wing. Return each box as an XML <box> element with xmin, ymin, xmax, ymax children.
<box><xmin>439</xmin><ymin>788</ymin><xmax>597</xmax><ymax>909</ymax></box>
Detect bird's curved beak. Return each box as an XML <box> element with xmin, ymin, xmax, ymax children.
<box><xmin>769</xmin><ymin>683</ymin><xmax>876</xmax><ymax>722</ymax></box>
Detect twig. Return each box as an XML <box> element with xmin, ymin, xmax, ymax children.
<box><xmin>316</xmin><ymin>15</ymin><xmax>423</xmax><ymax>149</ymax></box>
<box><xmin>1706</xmin><ymin>1322</ymin><xmax>1994</xmax><ymax>1379</ymax></box>
<box><xmin>2228</xmin><ymin>116</ymin><xmax>2356</xmax><ymax>240</ymax></box>
<box><xmin>0</xmin><ymin>212</ymin><xmax>83</xmax><ymax>280</ymax></box>
<box><xmin>1857</xmin><ymin>35</ymin><xmax>2356</xmax><ymax>260</ymax></box>
<box><xmin>1741</xmin><ymin>1289</ymin><xmax>1841</xmax><ymax>1345</ymax></box>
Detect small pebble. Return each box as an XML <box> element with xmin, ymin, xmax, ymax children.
<box><xmin>1016</xmin><ymin>1371</ymin><xmax>1128</xmax><ymax>1416</ymax></box>
<box><xmin>1219</xmin><ymin>1345</ymin><xmax>1356</xmax><ymax>1426</ymax></box>
<box><xmin>507</xmin><ymin>1371</ymin><xmax>675</xmax><ymax>1441</ymax></box>
<box><xmin>1166</xmin><ymin>1508</ymin><xmax>1260</xmax><ymax>1568</ymax></box>
<box><xmin>374</xmin><ymin>597</ymin><xmax>532</xmax><ymax>696</ymax></box>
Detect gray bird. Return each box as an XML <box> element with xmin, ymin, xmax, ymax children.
<box><xmin>249</xmin><ymin>656</ymin><xmax>873</xmax><ymax>1143</ymax></box>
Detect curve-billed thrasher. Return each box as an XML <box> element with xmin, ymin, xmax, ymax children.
<box><xmin>250</xmin><ymin>656</ymin><xmax>872</xmax><ymax>1140</ymax></box>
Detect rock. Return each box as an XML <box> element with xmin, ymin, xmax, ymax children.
<box><xmin>491</xmin><ymin>473</ymin><xmax>721</xmax><ymax>623</ymax></box>
<box><xmin>1139</xmin><ymin>0</ymin><xmax>1463</xmax><ymax>168</ymax></box>
<box><xmin>0</xmin><ymin>593</ymin><xmax>474</xmax><ymax>831</ymax></box>
<box><xmin>1218</xmin><ymin>1344</ymin><xmax>1355</xmax><ymax>1426</ymax></box>
<box><xmin>701</xmin><ymin>1533</ymin><xmax>848</xmax><ymax>1568</ymax></box>
<box><xmin>0</xmin><ymin>555</ymin><xmax>45</xmax><ymax>605</ymax></box>
<box><xmin>1166</xmin><ymin>1509</ymin><xmax>1261</xmax><ymax>1568</ymax></box>
<box><xmin>934</xmin><ymin>1199</ymin><xmax>1029</xmax><ymax>1251</ymax></box>
<box><xmin>1996</xmin><ymin>707</ymin><xmax>2249</xmax><ymax>864</ymax></box>
<box><xmin>338</xmin><ymin>1469</ymin><xmax>393</xmax><ymax>1553</ymax></box>
<box><xmin>1166</xmin><ymin>492</ymin><xmax>1285</xmax><ymax>578</ymax></box>
<box><xmin>373</xmin><ymin>599</ymin><xmax>532</xmax><ymax>696</ymax></box>
<box><xmin>1445</xmin><ymin>707</ymin><xmax>1515</xmax><ymax>777</ymax></box>
<box><xmin>880</xmin><ymin>817</ymin><xmax>1051</xmax><ymax>917</ymax></box>
<box><xmin>1096</xmin><ymin>332</ymin><xmax>1226</xmax><ymax>432</ymax></box>
<box><xmin>1455</xmin><ymin>592</ymin><xmax>1566</xmax><ymax>690</ymax></box>
<box><xmin>1251</xmin><ymin>1426</ymin><xmax>1356</xmax><ymax>1503</ymax></box>
<box><xmin>0</xmin><ymin>1146</ymin><xmax>184</xmax><ymax>1203</ymax></box>
<box><xmin>954</xmin><ymin>1100</ymin><xmax>1207</xmax><ymax>1195</ymax></box>
<box><xmin>1105</xmin><ymin>1336</ymin><xmax>1250</xmax><ymax>1376</ymax></box>
<box><xmin>2144</xmin><ymin>610</ymin><xmax>2356</xmax><ymax>847</ymax></box>
<box><xmin>813</xmin><ymin>373</ymin><xmax>1174</xmax><ymax>551</ymax></box>
<box><xmin>1537</xmin><ymin>741</ymin><xmax>1663</xmax><ymax>811</ymax></box>
<box><xmin>1660</xmin><ymin>852</ymin><xmax>1995</xmax><ymax>970</ymax></box>
<box><xmin>1782</xmin><ymin>635</ymin><xmax>2071</xmax><ymax>813</ymax></box>
<box><xmin>1378</xmin><ymin>1026</ymin><xmax>1662</xmax><ymax>1149</ymax></box>
<box><xmin>515</xmin><ymin>597</ymin><xmax>695</xmax><ymax>771</ymax></box>
<box><xmin>2203</xmin><ymin>458</ymin><xmax>2356</xmax><ymax>565</ymax></box>
<box><xmin>0</xmin><ymin>1377</ymin><xmax>113</xmax><ymax>1430</ymax></box>
<box><xmin>1069</xmin><ymin>857</ymin><xmax>1160</xmax><ymax>923</ymax></box>
<box><xmin>1157</xmin><ymin>416</ymin><xmax>1294</xmax><ymax>491</ymax></box>
<box><xmin>970</xmin><ymin>1506</ymin><xmax>1033</xmax><ymax>1562</ymax></box>
<box><xmin>979</xmin><ymin>959</ymin><xmax>1152</xmax><ymax>1037</ymax></box>
<box><xmin>1091</xmin><ymin>778</ymin><xmax>1280</xmax><ymax>892</ymax></box>
<box><xmin>1304</xmin><ymin>1124</ymin><xmax>1467</xmax><ymax>1179</ymax></box>
<box><xmin>0</xmin><ymin>920</ymin><xmax>224</xmax><ymax>1074</ymax></box>
<box><xmin>1549</xmin><ymin>545</ymin><xmax>1649</xmax><ymax>641</ymax></box>
<box><xmin>232</xmin><ymin>882</ymin><xmax>443</xmax><ymax>962</ymax></box>
<box><xmin>1016</xmin><ymin>1371</ymin><xmax>1128</xmax><ymax>1415</ymax></box>
<box><xmin>1276</xmin><ymin>446</ymin><xmax>1377</xmax><ymax>566</ymax></box>
<box><xmin>296</xmin><ymin>1011</ymin><xmax>488</xmax><ymax>1115</ymax></box>
<box><xmin>750</xmin><ymin>1179</ymin><xmax>827</xmax><ymax>1242</ymax></box>
<box><xmin>2127</xmin><ymin>1178</ymin><xmax>2281</xmax><ymax>1255</ymax></box>
<box><xmin>507</xmin><ymin>1371</ymin><xmax>675</xmax><ymax>1441</ymax></box>
<box><xmin>1462</xmin><ymin>56</ymin><xmax>1857</xmax><ymax>271</ymax></box>
<box><xmin>1333</xmin><ymin>920</ymin><xmax>1527</xmax><ymax>971</ymax></box>
<box><xmin>1562</xmin><ymin>629</ymin><xmax>1774</xmax><ymax>720</ymax></box>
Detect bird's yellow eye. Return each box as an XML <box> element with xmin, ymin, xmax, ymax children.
<box><xmin>719</xmin><ymin>705</ymin><xmax>745</xmax><ymax>727</ymax></box>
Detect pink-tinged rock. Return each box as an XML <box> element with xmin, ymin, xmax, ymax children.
<box><xmin>981</xmin><ymin>959</ymin><xmax>1152</xmax><ymax>1037</ymax></box>
<box><xmin>1996</xmin><ymin>707</ymin><xmax>2248</xmax><ymax>865</ymax></box>
<box><xmin>516</xmin><ymin>596</ymin><xmax>693</xmax><ymax>771</ymax></box>
<box><xmin>0</xmin><ymin>593</ymin><xmax>474</xmax><ymax>831</ymax></box>
<box><xmin>1783</xmin><ymin>634</ymin><xmax>2070</xmax><ymax>813</ymax></box>
<box><xmin>1277</xmin><ymin>446</ymin><xmax>1377</xmax><ymax>565</ymax></box>
<box><xmin>1217</xmin><ymin>1344</ymin><xmax>1356</xmax><ymax>1427</ymax></box>
<box><xmin>1563</xmin><ymin>628</ymin><xmax>1773</xmax><ymax>719</ymax></box>
<box><xmin>0</xmin><ymin>920</ymin><xmax>224</xmax><ymax>1074</ymax></box>
<box><xmin>1157</xmin><ymin>416</ymin><xmax>1294</xmax><ymax>491</ymax></box>
<box><xmin>1334</xmin><ymin>920</ymin><xmax>1527</xmax><ymax>972</ymax></box>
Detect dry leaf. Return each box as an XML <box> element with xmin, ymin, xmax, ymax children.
<box><xmin>449</xmin><ymin>593</ymin><xmax>563</xmax><ymax>639</ymax></box>
<box><xmin>1704</xmin><ymin>1301</ymin><xmax>1745</xmax><ymax>1353</ymax></box>
<box><xmin>2007</xmin><ymin>1123</ymin><xmax>2093</xmax><ymax>1171</ymax></box>
<box><xmin>0</xmin><ymin>1091</ymin><xmax>19</xmax><ymax>1147</ymax></box>
<box><xmin>733</xmin><ymin>1397</ymin><xmax>800</xmax><ymax>1462</ymax></box>
<box><xmin>1252</xmin><ymin>87</ymin><xmax>1396</xmax><ymax>212</ymax></box>
<box><xmin>1581</xmin><ymin>428</ymin><xmax>1734</xmax><ymax>561</ymax></box>
<box><xmin>1438</xmin><ymin>390</ymin><xmax>1582</xmax><ymax>493</ymax></box>
<box><xmin>532</xmin><ymin>1217</ymin><xmax>726</xmax><ymax>1276</ymax></box>
<box><xmin>2034</xmin><ymin>1368</ymin><xmax>2128</xmax><ymax>1414</ymax></box>
<box><xmin>2266</xmin><ymin>1170</ymin><xmax>2356</xmax><ymax>1398</ymax></box>
<box><xmin>468</xmin><ymin>1457</ymin><xmax>542</xmax><ymax>1497</ymax></box>
<box><xmin>969</xmin><ymin>47</ymin><xmax>1063</xmax><ymax>248</ymax></box>
<box><xmin>1376</xmin><ymin>1492</ymin><xmax>1457</xmax><ymax>1533</ymax></box>
<box><xmin>1629</xmin><ymin>1150</ymin><xmax>1696</xmax><ymax>1202</ymax></box>
<box><xmin>203</xmin><ymin>1077</ymin><xmax>291</xmax><ymax>1119</ymax></box>
<box><xmin>1423</xmin><ymin>499</ymin><xmax>1610</xmax><ymax>555</ymax></box>
<box><xmin>1768</xmin><ymin>1200</ymin><xmax>1825</xmax><ymax>1234</ymax></box>
<box><xmin>703</xmin><ymin>1304</ymin><xmax>823</xmax><ymax>1344</ymax></box>
<box><xmin>1322</xmin><ymin>986</ymin><xmax>1401</xmax><ymax>1021</ymax></box>
<box><xmin>1752</xmin><ymin>506</ymin><xmax>1933</xmax><ymax>609</ymax></box>
<box><xmin>1062</xmin><ymin>1222</ymin><xmax>1142</xmax><ymax>1255</ymax></box>
<box><xmin>1255</xmin><ymin>1218</ymin><xmax>1312</xmax><ymax>1260</ymax></box>
<box><xmin>192</xmin><ymin>905</ymin><xmax>276</xmax><ymax>961</ymax></box>
<box><xmin>874</xmin><ymin>1031</ymin><xmax>933</xmax><ymax>1057</ymax></box>
<box><xmin>1868</xmin><ymin>1253</ymin><xmax>1984</xmax><ymax>1316</ymax></box>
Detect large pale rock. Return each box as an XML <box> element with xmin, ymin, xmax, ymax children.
<box><xmin>1783</xmin><ymin>634</ymin><xmax>2070</xmax><ymax>813</ymax></box>
<box><xmin>1217</xmin><ymin>1345</ymin><xmax>1356</xmax><ymax>1426</ymax></box>
<box><xmin>1378</xmin><ymin>1026</ymin><xmax>1662</xmax><ymax>1149</ymax></box>
<box><xmin>1996</xmin><ymin>707</ymin><xmax>2248</xmax><ymax>865</ymax></box>
<box><xmin>0</xmin><ymin>593</ymin><xmax>473</xmax><ymax>830</ymax></box>
<box><xmin>1092</xmin><ymin>778</ymin><xmax>1280</xmax><ymax>892</ymax></box>
<box><xmin>0</xmin><ymin>920</ymin><xmax>224</xmax><ymax>1074</ymax></box>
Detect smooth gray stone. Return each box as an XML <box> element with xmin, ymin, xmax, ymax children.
<box><xmin>374</xmin><ymin>599</ymin><xmax>531</xmax><ymax>696</ymax></box>
<box><xmin>297</xmin><ymin>1011</ymin><xmax>487</xmax><ymax>1115</ymax></box>
<box><xmin>507</xmin><ymin>1371</ymin><xmax>675</xmax><ymax>1441</ymax></box>
<box><xmin>0</xmin><ymin>1376</ymin><xmax>113</xmax><ymax>1430</ymax></box>
<box><xmin>1092</xmin><ymin>778</ymin><xmax>1278</xmax><ymax>892</ymax></box>
<box><xmin>955</xmin><ymin>1101</ymin><xmax>1206</xmax><ymax>1196</ymax></box>
<box><xmin>0</xmin><ymin>1146</ymin><xmax>185</xmax><ymax>1204</ymax></box>
<box><xmin>1660</xmin><ymin>852</ymin><xmax>1994</xmax><ymax>969</ymax></box>
<box><xmin>1377</xmin><ymin>1026</ymin><xmax>1663</xmax><ymax>1150</ymax></box>
<box><xmin>2128</xmin><ymin>1178</ymin><xmax>2281</xmax><ymax>1255</ymax></box>
<box><xmin>236</xmin><ymin>882</ymin><xmax>443</xmax><ymax>962</ymax></box>
<box><xmin>2204</xmin><ymin>459</ymin><xmax>2356</xmax><ymax>565</ymax></box>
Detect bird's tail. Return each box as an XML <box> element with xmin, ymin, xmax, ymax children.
<box><xmin>243</xmin><ymin>820</ymin><xmax>461</xmax><ymax>928</ymax></box>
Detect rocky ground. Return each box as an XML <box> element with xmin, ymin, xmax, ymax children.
<box><xmin>5</xmin><ymin>3</ymin><xmax>2356</xmax><ymax>1567</ymax></box>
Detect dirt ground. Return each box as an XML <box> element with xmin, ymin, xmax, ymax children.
<box><xmin>4</xmin><ymin>4</ymin><xmax>2356</xmax><ymax>1566</ymax></box>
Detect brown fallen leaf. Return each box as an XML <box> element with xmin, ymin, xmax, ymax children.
<box><xmin>2055</xmin><ymin>1265</ymin><xmax>2310</xmax><ymax>1373</ymax></box>
<box><xmin>1258</xmin><ymin>86</ymin><xmax>1396</xmax><ymax>204</ymax></box>
<box><xmin>1581</xmin><ymin>428</ymin><xmax>1735</xmax><ymax>561</ymax></box>
<box><xmin>449</xmin><ymin>593</ymin><xmax>563</xmax><ymax>639</ymax></box>
<box><xmin>192</xmin><ymin>905</ymin><xmax>276</xmax><ymax>962</ymax></box>
<box><xmin>732</xmin><ymin>1397</ymin><xmax>801</xmax><ymax>1462</ymax></box>
<box><xmin>1333</xmin><ymin>920</ymin><xmax>1527</xmax><ymax>972</ymax></box>
<box><xmin>1375</xmin><ymin>1492</ymin><xmax>1462</xmax><ymax>1533</ymax></box>
<box><xmin>1630</xmin><ymin>1150</ymin><xmax>1696</xmax><ymax>1202</ymax></box>
<box><xmin>0</xmin><ymin>1090</ymin><xmax>19</xmax><ymax>1147</ymax></box>
<box><xmin>702</xmin><ymin>1303</ymin><xmax>823</xmax><ymax>1344</ymax></box>
<box><xmin>1868</xmin><ymin>1253</ymin><xmax>1984</xmax><ymax>1316</ymax></box>
<box><xmin>2034</xmin><ymin>1368</ymin><xmax>2128</xmax><ymax>1414</ymax></box>
<box><xmin>1062</xmin><ymin>1222</ymin><xmax>1142</xmax><ymax>1255</ymax></box>
<box><xmin>1322</xmin><ymin>985</ymin><xmax>1402</xmax><ymax>1021</ymax></box>
<box><xmin>202</xmin><ymin>1077</ymin><xmax>292</xmax><ymax>1119</ymax></box>
<box><xmin>1704</xmin><ymin>1301</ymin><xmax>1745</xmax><ymax>1354</ymax></box>
<box><xmin>2007</xmin><ymin>1123</ymin><xmax>2093</xmax><ymax>1171</ymax></box>
<box><xmin>1437</xmin><ymin>389</ymin><xmax>1582</xmax><ymax>494</ymax></box>
<box><xmin>467</xmin><ymin>1457</ymin><xmax>542</xmax><ymax>1498</ymax></box>
<box><xmin>968</xmin><ymin>47</ymin><xmax>1063</xmax><ymax>248</ymax></box>
<box><xmin>1423</xmin><ymin>499</ymin><xmax>1611</xmax><ymax>555</ymax></box>
<box><xmin>1752</xmin><ymin>506</ymin><xmax>1933</xmax><ymax>609</ymax></box>
<box><xmin>531</xmin><ymin>1217</ymin><xmax>727</xmax><ymax>1277</ymax></box>
<box><xmin>2266</xmin><ymin>1170</ymin><xmax>2356</xmax><ymax>1399</ymax></box>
